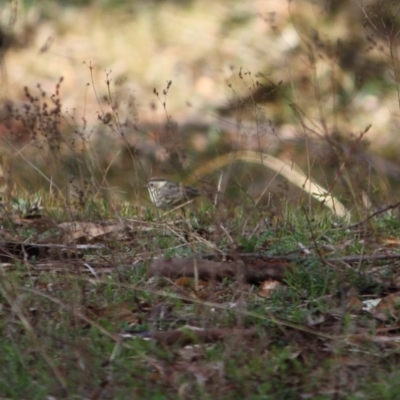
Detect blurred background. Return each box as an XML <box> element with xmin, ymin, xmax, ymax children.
<box><xmin>1</xmin><ymin>0</ymin><xmax>400</xmax><ymax>212</ymax></box>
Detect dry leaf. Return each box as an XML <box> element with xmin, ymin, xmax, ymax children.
<box><xmin>258</xmin><ymin>279</ymin><xmax>282</xmax><ymax>298</ymax></box>
<box><xmin>58</xmin><ymin>221</ymin><xmax>125</xmax><ymax>243</ymax></box>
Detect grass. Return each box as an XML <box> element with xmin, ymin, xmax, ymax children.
<box><xmin>1</xmin><ymin>197</ymin><xmax>400</xmax><ymax>398</ymax></box>
<box><xmin>3</xmin><ymin>0</ymin><xmax>400</xmax><ymax>398</ymax></box>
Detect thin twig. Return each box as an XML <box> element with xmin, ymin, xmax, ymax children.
<box><xmin>348</xmin><ymin>201</ymin><xmax>400</xmax><ymax>229</ymax></box>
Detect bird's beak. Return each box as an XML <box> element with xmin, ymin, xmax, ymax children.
<box><xmin>141</xmin><ymin>183</ymin><xmax>148</xmax><ymax>189</ymax></box>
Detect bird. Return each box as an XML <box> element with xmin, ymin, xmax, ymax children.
<box><xmin>144</xmin><ymin>178</ymin><xmax>201</xmax><ymax>210</ymax></box>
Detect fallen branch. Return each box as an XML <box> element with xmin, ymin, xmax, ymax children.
<box><xmin>149</xmin><ymin>258</ymin><xmax>292</xmax><ymax>283</ymax></box>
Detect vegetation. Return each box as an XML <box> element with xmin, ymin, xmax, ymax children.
<box><xmin>2</xmin><ymin>0</ymin><xmax>400</xmax><ymax>398</ymax></box>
